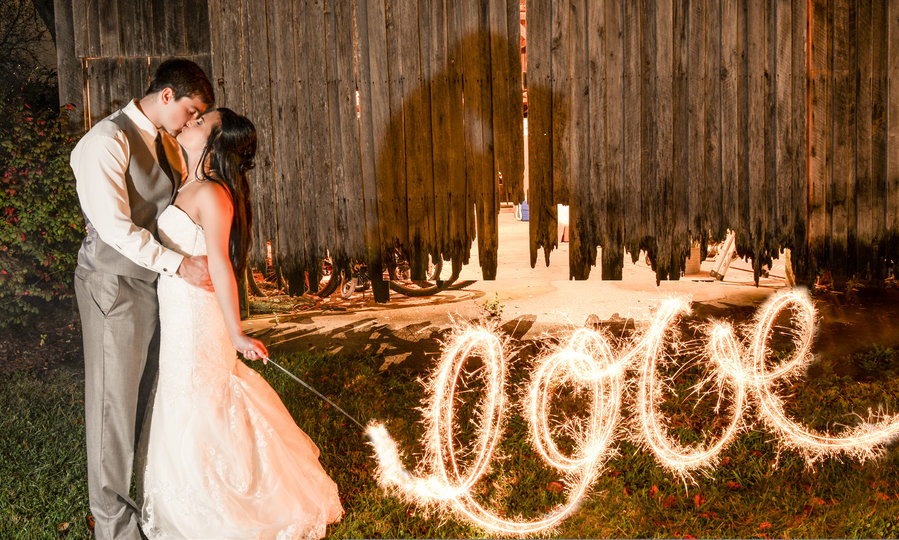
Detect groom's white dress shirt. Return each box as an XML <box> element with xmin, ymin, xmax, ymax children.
<box><xmin>72</xmin><ymin>99</ymin><xmax>184</xmax><ymax>276</ymax></box>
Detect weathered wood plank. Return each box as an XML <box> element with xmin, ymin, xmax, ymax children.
<box><xmin>461</xmin><ymin>0</ymin><xmax>497</xmax><ymax>279</ymax></box>
<box><xmin>54</xmin><ymin>0</ymin><xmax>83</xmax><ymax>129</ymax></box>
<box><xmin>152</xmin><ymin>0</ymin><xmax>186</xmax><ymax>56</ymax></box>
<box><xmin>763</xmin><ymin>0</ymin><xmax>777</xmax><ymax>274</ymax></box>
<box><xmin>856</xmin><ymin>0</ymin><xmax>874</xmax><ymax>277</ymax></box>
<box><xmin>293</xmin><ymin>0</ymin><xmax>319</xmax><ymax>287</ymax></box>
<box><xmin>267</xmin><ymin>0</ymin><xmax>301</xmax><ymax>280</ymax></box>
<box><xmin>399</xmin><ymin>0</ymin><xmax>436</xmax><ymax>277</ymax></box>
<box><xmin>550</xmin><ymin>0</ymin><xmax>569</xmax><ymax>206</ymax></box>
<box><xmin>86</xmin><ymin>58</ymin><xmax>112</xmax><ymax>127</ymax></box>
<box><xmin>380</xmin><ymin>0</ymin><xmax>409</xmax><ymax>260</ymax></box>
<box><xmin>687</xmin><ymin>0</ymin><xmax>705</xmax><ymax>242</ymax></box>
<box><xmin>303</xmin><ymin>0</ymin><xmax>336</xmax><ymax>265</ymax></box>
<box><xmin>602</xmin><ymin>0</ymin><xmax>624</xmax><ymax>279</ymax></box>
<box><xmin>184</xmin><ymin>0</ymin><xmax>210</xmax><ymax>55</ymax></box>
<box><xmin>791</xmin><ymin>0</ymin><xmax>808</xmax><ymax>280</ymax></box>
<box><xmin>86</xmin><ymin>0</ymin><xmax>101</xmax><ymax>57</ymax></box>
<box><xmin>445</xmin><ymin>0</ymin><xmax>470</xmax><ymax>264</ymax></box>
<box><xmin>118</xmin><ymin>0</ymin><xmax>154</xmax><ymax>56</ymax></box>
<box><xmin>640</xmin><ymin>0</ymin><xmax>657</xmax><ymax>271</ymax></box>
<box><xmin>622</xmin><ymin>0</ymin><xmax>641</xmax><ymax>261</ymax></box>
<box><xmin>775</xmin><ymin>0</ymin><xmax>793</xmax><ymax>249</ymax></box>
<box><xmin>831</xmin><ymin>0</ymin><xmax>853</xmax><ymax>280</ymax></box>
<box><xmin>809</xmin><ymin>0</ymin><xmax>830</xmax><ymax>269</ymax></box>
<box><xmin>704</xmin><ymin>0</ymin><xmax>722</xmax><ymax>240</ymax></box>
<box><xmin>746</xmin><ymin>0</ymin><xmax>766</xmax><ymax>278</ymax></box>
<box><xmin>336</xmin><ymin>0</ymin><xmax>366</xmax><ymax>261</ymax></box>
<box><xmin>670</xmin><ymin>0</ymin><xmax>689</xmax><ymax>278</ymax></box>
<box><xmin>505</xmin><ymin>0</ymin><xmax>525</xmax><ymax>204</ymax></box>
<box><xmin>569</xmin><ymin>0</ymin><xmax>594</xmax><ymax>279</ymax></box>
<box><xmin>870</xmin><ymin>0</ymin><xmax>887</xmax><ymax>279</ymax></box>
<box><xmin>488</xmin><ymin>0</ymin><xmax>513</xmax><ymax>205</ymax></box>
<box><xmin>324</xmin><ymin>0</ymin><xmax>351</xmax><ymax>267</ymax></box>
<box><xmin>720</xmin><ymin>0</ymin><xmax>739</xmax><ymax>234</ymax></box>
<box><xmin>241</xmin><ymin>0</ymin><xmax>275</xmax><ymax>265</ymax></box>
<box><xmin>655</xmin><ymin>0</ymin><xmax>673</xmax><ymax>280</ymax></box>
<box><xmin>107</xmin><ymin>57</ymin><xmax>128</xmax><ymax>112</ymax></box>
<box><xmin>123</xmin><ymin>56</ymin><xmax>149</xmax><ymax>104</ymax></box>
<box><xmin>527</xmin><ymin>0</ymin><xmax>557</xmax><ymax>267</ymax></box>
<box><xmin>97</xmin><ymin>0</ymin><xmax>119</xmax><ymax>57</ymax></box>
<box><xmin>735</xmin><ymin>0</ymin><xmax>750</xmax><ymax>260</ymax></box>
<box><xmin>213</xmin><ymin>0</ymin><xmax>243</xmax><ymax>110</ymax></box>
<box><xmin>72</xmin><ymin>0</ymin><xmax>88</xmax><ymax>58</ymax></box>
<box><xmin>353</xmin><ymin>0</ymin><xmax>386</xmax><ymax>297</ymax></box>
<box><xmin>888</xmin><ymin>0</ymin><xmax>899</xmax><ymax>266</ymax></box>
<box><xmin>428</xmin><ymin>0</ymin><xmax>451</xmax><ymax>260</ymax></box>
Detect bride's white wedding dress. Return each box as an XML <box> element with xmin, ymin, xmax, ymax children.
<box><xmin>139</xmin><ymin>205</ymin><xmax>343</xmax><ymax>539</ymax></box>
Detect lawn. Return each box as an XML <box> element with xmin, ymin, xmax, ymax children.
<box><xmin>2</xmin><ymin>327</ymin><xmax>899</xmax><ymax>538</ymax></box>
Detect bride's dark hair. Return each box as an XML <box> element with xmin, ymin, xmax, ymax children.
<box><xmin>198</xmin><ymin>108</ymin><xmax>256</xmax><ymax>278</ymax></box>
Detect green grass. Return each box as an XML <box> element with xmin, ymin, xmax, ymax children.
<box><xmin>3</xmin><ymin>344</ymin><xmax>899</xmax><ymax>538</ymax></box>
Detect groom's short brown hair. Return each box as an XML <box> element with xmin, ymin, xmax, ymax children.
<box><xmin>146</xmin><ymin>58</ymin><xmax>214</xmax><ymax>106</ymax></box>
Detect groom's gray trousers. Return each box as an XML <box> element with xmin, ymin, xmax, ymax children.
<box><xmin>74</xmin><ymin>265</ymin><xmax>159</xmax><ymax>540</ymax></box>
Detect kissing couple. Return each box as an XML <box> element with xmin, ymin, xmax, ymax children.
<box><xmin>72</xmin><ymin>58</ymin><xmax>343</xmax><ymax>539</ymax></box>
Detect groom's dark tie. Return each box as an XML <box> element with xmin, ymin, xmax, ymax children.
<box><xmin>155</xmin><ymin>132</ymin><xmax>176</xmax><ymax>190</ymax></box>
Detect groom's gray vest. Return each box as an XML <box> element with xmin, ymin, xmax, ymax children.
<box><xmin>76</xmin><ymin>111</ymin><xmax>177</xmax><ymax>281</ymax></box>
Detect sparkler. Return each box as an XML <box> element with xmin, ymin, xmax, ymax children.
<box><xmin>365</xmin><ymin>290</ymin><xmax>899</xmax><ymax>535</ymax></box>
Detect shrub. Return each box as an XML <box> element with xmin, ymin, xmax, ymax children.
<box><xmin>0</xmin><ymin>98</ymin><xmax>83</xmax><ymax>327</ymax></box>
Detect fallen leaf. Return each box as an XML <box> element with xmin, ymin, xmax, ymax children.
<box><xmin>683</xmin><ymin>535</ymin><xmax>696</xmax><ymax>539</ymax></box>
<box><xmin>650</xmin><ymin>484</ymin><xmax>659</xmax><ymax>498</ymax></box>
<box><xmin>547</xmin><ymin>481</ymin><xmax>563</xmax><ymax>493</ymax></box>
<box><xmin>875</xmin><ymin>492</ymin><xmax>890</xmax><ymax>501</ymax></box>
<box><xmin>85</xmin><ymin>515</ymin><xmax>95</xmax><ymax>532</ymax></box>
<box><xmin>57</xmin><ymin>522</ymin><xmax>70</xmax><ymax>533</ymax></box>
<box><xmin>810</xmin><ymin>497</ymin><xmax>826</xmax><ymax>506</ymax></box>
<box><xmin>663</xmin><ymin>494</ymin><xmax>677</xmax><ymax>508</ymax></box>
<box><xmin>721</xmin><ymin>456</ymin><xmax>731</xmax><ymax>466</ymax></box>
<box><xmin>726</xmin><ymin>481</ymin><xmax>742</xmax><ymax>490</ymax></box>
<box><xmin>694</xmin><ymin>493</ymin><xmax>705</xmax><ymax>507</ymax></box>
<box><xmin>759</xmin><ymin>522</ymin><xmax>772</xmax><ymax>530</ymax></box>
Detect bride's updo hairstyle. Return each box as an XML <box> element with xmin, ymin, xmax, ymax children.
<box><xmin>198</xmin><ymin>108</ymin><xmax>257</xmax><ymax>278</ymax></box>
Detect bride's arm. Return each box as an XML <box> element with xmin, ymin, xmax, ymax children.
<box><xmin>196</xmin><ymin>182</ymin><xmax>268</xmax><ymax>360</ymax></box>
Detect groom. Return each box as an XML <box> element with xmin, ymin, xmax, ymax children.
<box><xmin>71</xmin><ymin>59</ymin><xmax>214</xmax><ymax>540</ymax></box>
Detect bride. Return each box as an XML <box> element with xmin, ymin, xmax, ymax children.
<box><xmin>139</xmin><ymin>108</ymin><xmax>343</xmax><ymax>538</ymax></box>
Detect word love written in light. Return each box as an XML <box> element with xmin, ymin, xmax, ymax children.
<box><xmin>365</xmin><ymin>290</ymin><xmax>899</xmax><ymax>535</ymax></box>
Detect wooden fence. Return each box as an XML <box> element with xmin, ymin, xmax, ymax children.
<box><xmin>55</xmin><ymin>0</ymin><xmax>899</xmax><ymax>289</ymax></box>
<box><xmin>53</xmin><ymin>0</ymin><xmax>212</xmax><ymax>129</ymax></box>
<box><xmin>808</xmin><ymin>0</ymin><xmax>899</xmax><ymax>283</ymax></box>
<box><xmin>207</xmin><ymin>0</ymin><xmax>523</xmax><ymax>296</ymax></box>
<box><xmin>527</xmin><ymin>0</ymin><xmax>809</xmax><ymax>282</ymax></box>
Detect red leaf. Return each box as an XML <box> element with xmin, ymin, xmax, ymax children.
<box><xmin>759</xmin><ymin>522</ymin><xmax>772</xmax><ymax>530</ymax></box>
<box><xmin>726</xmin><ymin>481</ymin><xmax>742</xmax><ymax>490</ymax></box>
<box><xmin>650</xmin><ymin>484</ymin><xmax>659</xmax><ymax>498</ymax></box>
<box><xmin>547</xmin><ymin>481</ymin><xmax>563</xmax><ymax>493</ymax></box>
<box><xmin>663</xmin><ymin>495</ymin><xmax>677</xmax><ymax>508</ymax></box>
<box><xmin>694</xmin><ymin>493</ymin><xmax>705</xmax><ymax>507</ymax></box>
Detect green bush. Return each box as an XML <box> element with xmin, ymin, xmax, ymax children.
<box><xmin>0</xmin><ymin>99</ymin><xmax>83</xmax><ymax>327</ymax></box>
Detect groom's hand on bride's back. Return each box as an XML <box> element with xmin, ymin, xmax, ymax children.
<box><xmin>177</xmin><ymin>255</ymin><xmax>214</xmax><ymax>291</ymax></box>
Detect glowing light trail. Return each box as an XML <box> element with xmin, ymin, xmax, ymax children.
<box><xmin>365</xmin><ymin>290</ymin><xmax>899</xmax><ymax>535</ymax></box>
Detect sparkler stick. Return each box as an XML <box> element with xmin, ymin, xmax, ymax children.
<box><xmin>264</xmin><ymin>356</ymin><xmax>366</xmax><ymax>430</ymax></box>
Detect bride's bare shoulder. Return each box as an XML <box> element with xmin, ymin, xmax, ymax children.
<box><xmin>194</xmin><ymin>180</ymin><xmax>234</xmax><ymax>227</ymax></box>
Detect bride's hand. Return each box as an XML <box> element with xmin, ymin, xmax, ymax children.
<box><xmin>232</xmin><ymin>333</ymin><xmax>269</xmax><ymax>363</ymax></box>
